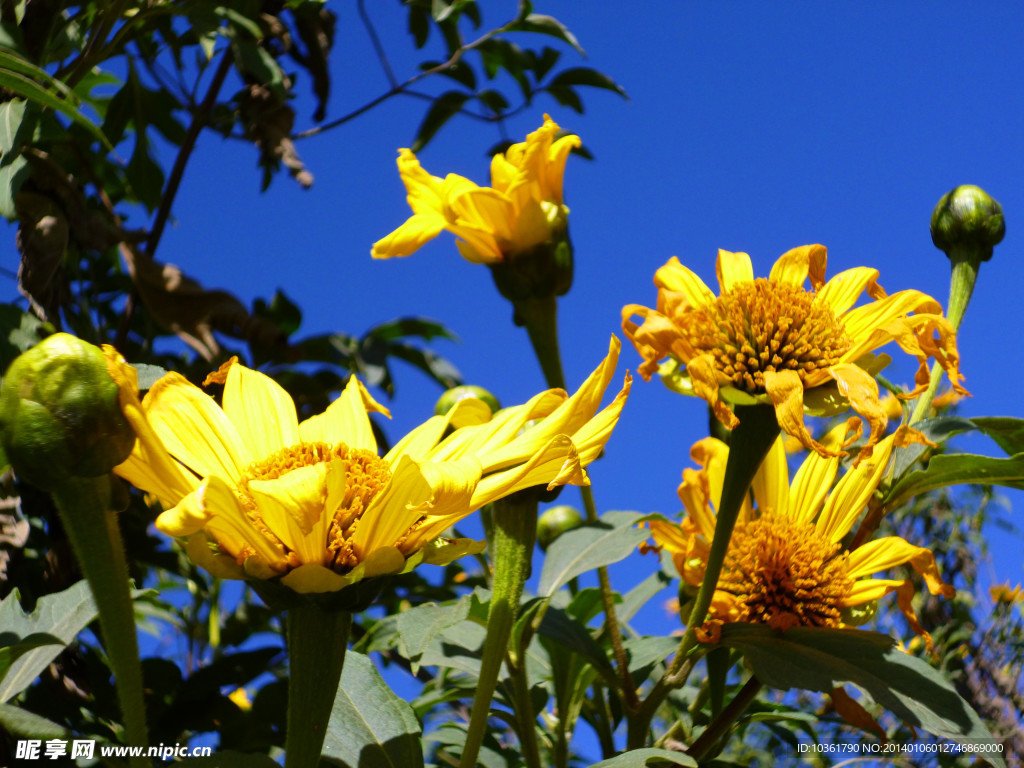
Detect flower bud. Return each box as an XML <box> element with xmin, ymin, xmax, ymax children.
<box><xmin>536</xmin><ymin>504</ymin><xmax>584</xmax><ymax>551</ymax></box>
<box><xmin>0</xmin><ymin>333</ymin><xmax>135</xmax><ymax>489</ymax></box>
<box><xmin>435</xmin><ymin>385</ymin><xmax>501</xmax><ymax>417</ymax></box>
<box><xmin>930</xmin><ymin>185</ymin><xmax>1005</xmax><ymax>261</ymax></box>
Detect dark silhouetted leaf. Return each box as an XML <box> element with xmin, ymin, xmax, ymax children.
<box><xmin>412</xmin><ymin>91</ymin><xmax>470</xmax><ymax>151</ymax></box>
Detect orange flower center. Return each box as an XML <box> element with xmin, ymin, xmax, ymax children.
<box><xmin>716</xmin><ymin>509</ymin><xmax>855</xmax><ymax>630</ymax></box>
<box><xmin>681</xmin><ymin>278</ymin><xmax>851</xmax><ymax>393</ymax></box>
<box><xmin>238</xmin><ymin>441</ymin><xmax>391</xmax><ymax>572</ymax></box>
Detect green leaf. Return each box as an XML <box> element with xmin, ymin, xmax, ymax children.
<box><xmin>395</xmin><ymin>591</ymin><xmax>487</xmax><ymax>672</ymax></box>
<box><xmin>386</xmin><ymin>342</ymin><xmax>461</xmax><ymax>391</ymax></box>
<box><xmin>970</xmin><ymin>416</ymin><xmax>1024</xmax><ymax>457</ymax></box>
<box><xmin>412</xmin><ymin>90</ymin><xmax>471</xmax><ymax>152</ymax></box>
<box><xmin>0</xmin><ymin>581</ymin><xmax>98</xmax><ymax>703</ymax></box>
<box><xmin>323</xmin><ymin>650</ymin><xmax>424</xmax><ymax>768</ymax></box>
<box><xmin>547</xmin><ymin>67</ymin><xmax>629</xmax><ymax>99</ymax></box>
<box><xmin>0</xmin><ymin>49</ymin><xmax>111</xmax><ymax>150</ymax></box>
<box><xmin>0</xmin><ymin>97</ymin><xmax>32</xmax><ymax>219</ymax></box>
<box><xmin>0</xmin><ymin>702</ymin><xmax>71</xmax><ymax>740</ymax></box>
<box><xmin>544</xmin><ymin>83</ymin><xmax>583</xmax><ymax>113</ymax></box>
<box><xmin>718</xmin><ymin>624</ymin><xmax>1004</xmax><ymax>762</ymax></box>
<box><xmin>365</xmin><ymin>317</ymin><xmax>457</xmax><ymax>343</ymax></box>
<box><xmin>508</xmin><ymin>14</ymin><xmax>585</xmax><ymax>55</ymax></box>
<box><xmin>587</xmin><ymin>748</ymin><xmax>697</xmax><ymax>767</ymax></box>
<box><xmin>537</xmin><ymin>511</ymin><xmax>653</xmax><ymax>597</ymax></box>
<box><xmin>0</xmin><ymin>96</ymin><xmax>26</xmax><ymax>155</ymax></box>
<box><xmin>536</xmin><ymin>606</ymin><xmax>617</xmax><ymax>686</ymax></box>
<box><xmin>0</xmin><ymin>636</ymin><xmax>66</xmax><ymax>682</ymax></box>
<box><xmin>885</xmin><ymin>451</ymin><xmax>1024</xmax><ymax>510</ymax></box>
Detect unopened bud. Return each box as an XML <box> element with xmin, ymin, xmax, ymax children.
<box><xmin>536</xmin><ymin>505</ymin><xmax>584</xmax><ymax>551</ymax></box>
<box><xmin>931</xmin><ymin>185</ymin><xmax>1005</xmax><ymax>261</ymax></box>
<box><xmin>434</xmin><ymin>385</ymin><xmax>501</xmax><ymax>417</ymax></box>
<box><xmin>0</xmin><ymin>333</ymin><xmax>134</xmax><ymax>489</ymax></box>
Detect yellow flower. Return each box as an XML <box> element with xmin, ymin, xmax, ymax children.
<box><xmin>990</xmin><ymin>582</ymin><xmax>1023</xmax><ymax>605</ymax></box>
<box><xmin>648</xmin><ymin>421</ymin><xmax>954</xmax><ymax>643</ymax></box>
<box><xmin>623</xmin><ymin>245</ymin><xmax>968</xmax><ymax>458</ymax></box>
<box><xmin>371</xmin><ymin>114</ymin><xmax>580</xmax><ymax>264</ymax></box>
<box><xmin>105</xmin><ymin>339</ymin><xmax>629</xmax><ymax>594</ymax></box>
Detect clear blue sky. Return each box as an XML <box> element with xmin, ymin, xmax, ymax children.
<box><xmin>6</xmin><ymin>0</ymin><xmax>1024</xmax><ymax>665</ymax></box>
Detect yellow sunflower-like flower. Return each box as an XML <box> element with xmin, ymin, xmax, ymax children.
<box><xmin>105</xmin><ymin>338</ymin><xmax>629</xmax><ymax>594</ymax></box>
<box><xmin>647</xmin><ymin>421</ymin><xmax>954</xmax><ymax>644</ymax></box>
<box><xmin>622</xmin><ymin>245</ymin><xmax>968</xmax><ymax>458</ymax></box>
<box><xmin>371</xmin><ymin>114</ymin><xmax>580</xmax><ymax>264</ymax></box>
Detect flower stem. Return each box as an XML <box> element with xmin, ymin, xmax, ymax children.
<box><xmin>910</xmin><ymin>248</ymin><xmax>977</xmax><ymax>424</ymax></box>
<box><xmin>686</xmin><ymin>676</ymin><xmax>763</xmax><ymax>762</ymax></box>
<box><xmin>460</xmin><ymin>493</ymin><xmax>538</xmax><ymax>768</ymax></box>
<box><xmin>285</xmin><ymin>605</ymin><xmax>351</xmax><ymax>768</ymax></box>
<box><xmin>517</xmin><ymin>292</ymin><xmax>639</xmax><ymax>711</ymax></box>
<box><xmin>516</xmin><ymin>294</ymin><xmax>566</xmax><ymax>390</ymax></box>
<box><xmin>51</xmin><ymin>475</ymin><xmax>148</xmax><ymax>766</ymax></box>
<box><xmin>627</xmin><ymin>404</ymin><xmax>779</xmax><ymax>749</ymax></box>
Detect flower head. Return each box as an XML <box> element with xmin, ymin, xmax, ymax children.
<box><xmin>108</xmin><ymin>339</ymin><xmax>628</xmax><ymax>594</ymax></box>
<box><xmin>371</xmin><ymin>114</ymin><xmax>580</xmax><ymax>265</ymax></box>
<box><xmin>647</xmin><ymin>422</ymin><xmax>954</xmax><ymax>644</ymax></box>
<box><xmin>623</xmin><ymin>245</ymin><xmax>968</xmax><ymax>458</ymax></box>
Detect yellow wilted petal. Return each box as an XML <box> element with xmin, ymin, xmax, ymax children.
<box><xmin>816</xmin><ymin>266</ymin><xmax>883</xmax><ymax>316</ymax></box>
<box><xmin>654</xmin><ymin>256</ymin><xmax>716</xmax><ymax>310</ymax></box>
<box><xmin>788</xmin><ymin>420</ymin><xmax>854</xmax><ymax>525</ymax></box>
<box><xmin>847</xmin><ymin>536</ymin><xmax>955</xmax><ymax>598</ymax></box>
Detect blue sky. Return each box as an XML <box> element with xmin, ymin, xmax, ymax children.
<box><xmin>5</xmin><ymin>0</ymin><xmax>1023</xmax><ymax>679</ymax></box>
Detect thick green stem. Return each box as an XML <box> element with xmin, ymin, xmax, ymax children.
<box><xmin>285</xmin><ymin>606</ymin><xmax>351</xmax><ymax>768</ymax></box>
<box><xmin>52</xmin><ymin>475</ymin><xmax>148</xmax><ymax>765</ymax></box>
<box><xmin>627</xmin><ymin>405</ymin><xmax>779</xmax><ymax>749</ymax></box>
<box><xmin>910</xmin><ymin>249</ymin><xmax>978</xmax><ymax>424</ymax></box>
<box><xmin>516</xmin><ymin>294</ymin><xmax>566</xmax><ymax>390</ymax></box>
<box><xmin>686</xmin><ymin>676</ymin><xmax>763</xmax><ymax>762</ymax></box>
<box><xmin>460</xmin><ymin>493</ymin><xmax>538</xmax><ymax>768</ymax></box>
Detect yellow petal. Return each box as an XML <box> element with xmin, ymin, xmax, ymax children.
<box><xmin>248</xmin><ymin>464</ymin><xmax>328</xmax><ymax>563</ymax></box>
<box><xmin>715</xmin><ymin>249</ymin><xmax>754</xmax><ymax>292</ymax></box>
<box><xmin>839</xmin><ymin>289</ymin><xmax>942</xmax><ymax>346</ymax></box>
<box><xmin>352</xmin><ymin>455</ymin><xmax>433</xmax><ymax>556</ymax></box>
<box><xmin>509</xmin><ymin>198</ymin><xmax>552</xmax><ymax>252</ymax></box>
<box><xmin>448</xmin><ymin>185</ymin><xmax>515</xmax><ymax>241</ymax></box>
<box><xmin>815</xmin><ymin>433</ymin><xmax>896</xmax><ymax>542</ymax></box>
<box><xmin>475</xmin><ymin>337</ymin><xmax>622</xmax><ymax>473</ymax></box>
<box><xmin>831</xmin><ymin>687</ymin><xmax>885</xmax><ymax>741</ymax></box>
<box><xmin>371</xmin><ymin>213</ymin><xmax>446</xmax><ymax>259</ymax></box>
<box><xmin>472</xmin><ymin>434</ymin><xmax>581</xmax><ymax>508</ymax></box>
<box><xmin>397</xmin><ymin>456</ymin><xmax>481</xmax><ymax>548</ymax></box>
<box><xmin>144</xmin><ymin>372</ymin><xmax>249</xmax><ymax>480</ymax></box>
<box><xmin>385</xmin><ymin>397</ymin><xmax>492</xmax><ymax>463</ymax></box>
<box><xmin>751</xmin><ymin>436</ymin><xmax>789</xmax><ymax>517</ymax></box>
<box><xmin>299</xmin><ymin>375</ymin><xmax>384</xmax><ymax>452</ymax></box>
<box><xmin>788</xmin><ymin>420</ymin><xmax>855</xmax><ymax>525</ymax></box>
<box><xmin>397</xmin><ymin>147</ymin><xmax>446</xmax><ymax>216</ymax></box>
<box><xmin>222</xmin><ymin>361</ymin><xmax>299</xmax><ymax>461</ymax></box>
<box><xmin>768</xmin><ymin>244</ymin><xmax>827</xmax><ymax>289</ymax></box>
<box><xmin>677</xmin><ymin>466</ymin><xmax>716</xmax><ymax>541</ymax></box>
<box><xmin>815</xmin><ymin>266</ymin><xmax>883</xmax><ymax>316</ymax></box>
<box><xmin>847</xmin><ymin>536</ymin><xmax>955</xmax><ymax>598</ymax></box>
<box><xmin>690</xmin><ymin>437</ymin><xmax>730</xmax><ymax>514</ymax></box>
<box><xmin>543</xmin><ymin>132</ymin><xmax>581</xmax><ymax>205</ymax></box>
<box><xmin>653</xmin><ymin>256</ymin><xmax>716</xmax><ymax>310</ymax></box>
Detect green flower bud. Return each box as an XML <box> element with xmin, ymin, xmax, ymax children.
<box><xmin>930</xmin><ymin>185</ymin><xmax>1005</xmax><ymax>261</ymax></box>
<box><xmin>435</xmin><ymin>385</ymin><xmax>501</xmax><ymax>417</ymax></box>
<box><xmin>0</xmin><ymin>333</ymin><xmax>135</xmax><ymax>490</ymax></box>
<box><xmin>536</xmin><ymin>504</ymin><xmax>584</xmax><ymax>551</ymax></box>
